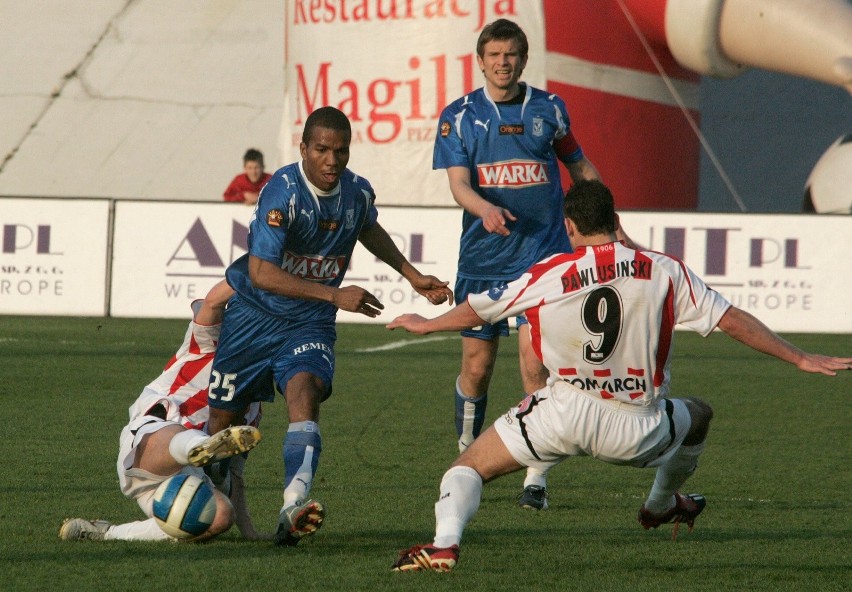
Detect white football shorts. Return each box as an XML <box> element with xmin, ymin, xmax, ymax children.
<box><xmin>494</xmin><ymin>380</ymin><xmax>691</xmax><ymax>471</ymax></box>
<box><xmin>117</xmin><ymin>415</ymin><xmax>208</xmax><ymax>517</ymax></box>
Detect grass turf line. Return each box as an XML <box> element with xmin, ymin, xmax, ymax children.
<box><xmin>0</xmin><ymin>317</ymin><xmax>848</xmax><ymax>591</ymax></box>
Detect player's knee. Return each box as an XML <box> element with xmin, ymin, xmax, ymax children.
<box><xmin>683</xmin><ymin>397</ymin><xmax>713</xmax><ymax>445</ymax></box>
<box><xmin>460</xmin><ymin>357</ymin><xmax>496</xmax><ymax>393</ymax></box>
<box><xmin>205</xmin><ymin>493</ymin><xmax>236</xmax><ymax>539</ymax></box>
<box><xmin>284</xmin><ymin>373</ymin><xmax>325</xmax><ymax>419</ymax></box>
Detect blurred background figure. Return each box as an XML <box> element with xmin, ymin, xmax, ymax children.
<box><xmin>223</xmin><ymin>148</ymin><xmax>272</xmax><ymax>205</ymax></box>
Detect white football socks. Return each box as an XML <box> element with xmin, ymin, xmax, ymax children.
<box><xmin>523</xmin><ymin>466</ymin><xmax>548</xmax><ymax>489</ymax></box>
<box><xmin>433</xmin><ymin>465</ymin><xmax>483</xmax><ymax>548</ymax></box>
<box><xmin>644</xmin><ymin>442</ymin><xmax>705</xmax><ymax>513</ymax></box>
<box><xmin>107</xmin><ymin>518</ymin><xmax>171</xmax><ymax>541</ymax></box>
<box><xmin>167</xmin><ymin>429</ymin><xmax>209</xmax><ymax>466</ymax></box>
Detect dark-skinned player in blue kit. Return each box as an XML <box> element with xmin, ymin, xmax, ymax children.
<box><xmin>205</xmin><ymin>106</ymin><xmax>453</xmax><ymax>547</ymax></box>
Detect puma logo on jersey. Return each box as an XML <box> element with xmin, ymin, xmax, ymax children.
<box><xmin>474</xmin><ymin>119</ymin><xmax>490</xmax><ymax>131</ymax></box>
<box><xmin>477</xmin><ymin>160</ymin><xmax>548</xmax><ymax>188</ymax></box>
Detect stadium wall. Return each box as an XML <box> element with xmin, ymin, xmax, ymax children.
<box><xmin>1</xmin><ymin>198</ymin><xmax>849</xmax><ymax>333</ymax></box>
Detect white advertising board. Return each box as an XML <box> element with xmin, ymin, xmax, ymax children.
<box><xmin>619</xmin><ymin>212</ymin><xmax>852</xmax><ymax>334</ymax></box>
<box><xmin>109</xmin><ymin>200</ymin><xmax>851</xmax><ymax>333</ymax></box>
<box><xmin>110</xmin><ymin>200</ymin><xmax>461</xmax><ymax>320</ymax></box>
<box><xmin>110</xmin><ymin>201</ymin><xmax>253</xmax><ymax>318</ymax></box>
<box><xmin>336</xmin><ymin>207</ymin><xmax>460</xmax><ymax>324</ymax></box>
<box><xmin>0</xmin><ymin>198</ymin><xmax>110</xmax><ymax>316</ymax></box>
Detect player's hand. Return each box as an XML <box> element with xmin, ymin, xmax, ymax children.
<box><xmin>796</xmin><ymin>354</ymin><xmax>852</xmax><ymax>376</ymax></box>
<box><xmin>333</xmin><ymin>286</ymin><xmax>384</xmax><ymax>317</ymax></box>
<box><xmin>386</xmin><ymin>313</ymin><xmax>430</xmax><ymax>334</ymax></box>
<box><xmin>481</xmin><ymin>205</ymin><xmax>517</xmax><ymax>236</ymax></box>
<box><xmin>410</xmin><ymin>275</ymin><xmax>453</xmax><ymax>306</ymax></box>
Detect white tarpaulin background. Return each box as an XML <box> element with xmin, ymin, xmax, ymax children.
<box><xmin>0</xmin><ymin>0</ymin><xmax>848</xmax><ymax>212</ymax></box>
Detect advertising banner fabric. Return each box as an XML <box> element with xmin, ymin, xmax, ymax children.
<box><xmin>0</xmin><ymin>198</ymin><xmax>110</xmax><ymax>316</ymax></box>
<box><xmin>280</xmin><ymin>0</ymin><xmax>546</xmax><ymax>207</ymax></box>
<box><xmin>110</xmin><ymin>199</ymin><xmax>462</xmax><ymax>320</ymax></box>
<box><xmin>618</xmin><ymin>212</ymin><xmax>852</xmax><ymax>333</ymax></box>
<box><xmin>110</xmin><ymin>201</ymin><xmax>252</xmax><ymax>317</ymax></box>
<box><xmin>107</xmin><ymin>200</ymin><xmax>851</xmax><ymax>333</ymax></box>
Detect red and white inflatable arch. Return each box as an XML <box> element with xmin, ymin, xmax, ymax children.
<box><xmin>281</xmin><ymin>0</ymin><xmax>852</xmax><ymax>210</ymax></box>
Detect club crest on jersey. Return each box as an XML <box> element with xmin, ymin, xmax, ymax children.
<box><xmin>516</xmin><ymin>393</ymin><xmax>536</xmax><ymax>414</ymax></box>
<box><xmin>532</xmin><ymin>117</ymin><xmax>544</xmax><ymax>137</ymax></box>
<box><xmin>345</xmin><ymin>209</ymin><xmax>355</xmax><ymax>229</ymax></box>
<box><xmin>477</xmin><ymin>160</ymin><xmax>548</xmax><ymax>188</ymax></box>
<box><xmin>266</xmin><ymin>209</ymin><xmax>284</xmax><ymax>227</ymax></box>
<box><xmin>499</xmin><ymin>124</ymin><xmax>524</xmax><ymax>135</ymax></box>
<box><xmin>440</xmin><ymin>121</ymin><xmax>451</xmax><ymax>137</ymax></box>
<box><xmin>487</xmin><ymin>281</ymin><xmax>508</xmax><ymax>301</ymax></box>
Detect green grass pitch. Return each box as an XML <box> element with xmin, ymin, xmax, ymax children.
<box><xmin>0</xmin><ymin>316</ymin><xmax>849</xmax><ymax>591</ymax></box>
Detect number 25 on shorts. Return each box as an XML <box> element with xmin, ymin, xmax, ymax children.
<box><xmin>209</xmin><ymin>370</ymin><xmax>237</xmax><ymax>402</ymax></box>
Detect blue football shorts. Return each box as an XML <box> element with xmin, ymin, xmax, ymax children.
<box><xmin>454</xmin><ymin>277</ymin><xmax>527</xmax><ymax>340</ymax></box>
<box><xmin>207</xmin><ymin>296</ymin><xmax>337</xmax><ymax>413</ymax></box>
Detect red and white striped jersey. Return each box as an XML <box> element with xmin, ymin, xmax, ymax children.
<box><xmin>469</xmin><ymin>241</ymin><xmax>731</xmax><ymax>406</ymax></box>
<box><xmin>127</xmin><ymin>319</ymin><xmax>260</xmax><ymax>429</ymax></box>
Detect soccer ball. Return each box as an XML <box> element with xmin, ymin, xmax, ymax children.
<box><xmin>152</xmin><ymin>474</ymin><xmax>217</xmax><ymax>539</ymax></box>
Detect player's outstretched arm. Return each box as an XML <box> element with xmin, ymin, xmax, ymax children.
<box><xmin>194</xmin><ymin>279</ymin><xmax>234</xmax><ymax>326</ymax></box>
<box><xmin>249</xmin><ymin>255</ymin><xmax>383</xmax><ymax>316</ymax></box>
<box><xmin>358</xmin><ymin>222</ymin><xmax>453</xmax><ymax>306</ymax></box>
<box><xmin>447</xmin><ymin>166</ymin><xmax>516</xmax><ymax>236</ymax></box>
<box><xmin>718</xmin><ymin>306</ymin><xmax>852</xmax><ymax>376</ymax></box>
<box><xmin>565</xmin><ymin>156</ymin><xmax>601</xmax><ymax>184</ymax></box>
<box><xmin>250</xmin><ymin>255</ymin><xmax>335</xmax><ymax>302</ymax></box>
<box><xmin>387</xmin><ymin>301</ymin><xmax>485</xmax><ymax>335</ymax></box>
<box><xmin>335</xmin><ymin>285</ymin><xmax>385</xmax><ymax>317</ymax></box>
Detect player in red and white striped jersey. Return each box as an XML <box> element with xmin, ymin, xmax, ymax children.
<box><xmin>470</xmin><ymin>229</ymin><xmax>729</xmax><ymax>408</ymax></box>
<box><xmin>59</xmin><ymin>281</ymin><xmax>266</xmax><ymax>543</ymax></box>
<box><xmin>388</xmin><ymin>180</ymin><xmax>851</xmax><ymax>571</ymax></box>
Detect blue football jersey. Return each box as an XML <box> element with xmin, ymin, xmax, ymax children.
<box><xmin>434</xmin><ymin>84</ymin><xmax>581</xmax><ymax>281</ymax></box>
<box><xmin>227</xmin><ymin>161</ymin><xmax>379</xmax><ymax>321</ymax></box>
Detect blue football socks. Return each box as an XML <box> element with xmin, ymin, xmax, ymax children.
<box><xmin>282</xmin><ymin>421</ymin><xmax>322</xmax><ymax>507</ymax></box>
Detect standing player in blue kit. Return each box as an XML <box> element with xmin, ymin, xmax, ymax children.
<box><xmin>434</xmin><ymin>18</ymin><xmax>630</xmax><ymax>509</ymax></box>
<box><xmin>205</xmin><ymin>106</ymin><xmax>453</xmax><ymax>546</ymax></box>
